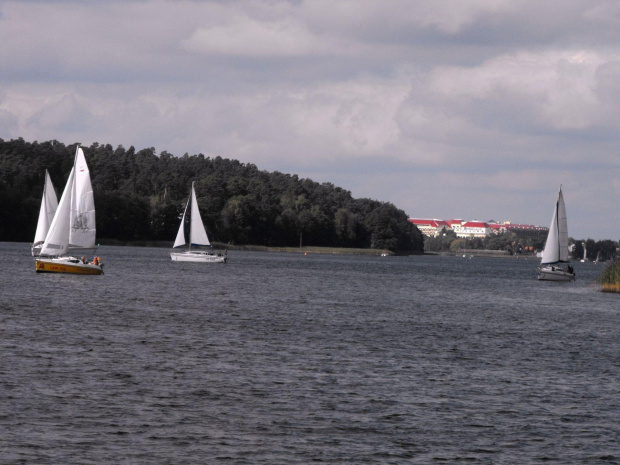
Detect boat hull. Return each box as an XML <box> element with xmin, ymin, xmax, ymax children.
<box><xmin>170</xmin><ymin>251</ymin><xmax>227</xmax><ymax>263</ymax></box>
<box><xmin>35</xmin><ymin>257</ymin><xmax>103</xmax><ymax>275</ymax></box>
<box><xmin>538</xmin><ymin>266</ymin><xmax>575</xmax><ymax>281</ymax></box>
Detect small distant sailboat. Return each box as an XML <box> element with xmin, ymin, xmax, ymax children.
<box><xmin>170</xmin><ymin>182</ymin><xmax>226</xmax><ymax>263</ymax></box>
<box><xmin>35</xmin><ymin>146</ymin><xmax>103</xmax><ymax>275</ymax></box>
<box><xmin>32</xmin><ymin>170</ymin><xmax>59</xmax><ymax>257</ymax></box>
<box><xmin>537</xmin><ymin>186</ymin><xmax>575</xmax><ymax>281</ymax></box>
<box><xmin>580</xmin><ymin>242</ymin><xmax>587</xmax><ymax>262</ymax></box>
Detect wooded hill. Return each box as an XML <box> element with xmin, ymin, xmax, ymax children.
<box><xmin>0</xmin><ymin>138</ymin><xmax>424</xmax><ymax>253</ymax></box>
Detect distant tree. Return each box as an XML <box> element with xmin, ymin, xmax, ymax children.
<box><xmin>424</xmin><ymin>228</ymin><xmax>456</xmax><ymax>252</ymax></box>
<box><xmin>484</xmin><ymin>232</ymin><xmax>517</xmax><ymax>254</ymax></box>
<box><xmin>595</xmin><ymin>240</ymin><xmax>618</xmax><ymax>261</ymax></box>
<box><xmin>449</xmin><ymin>238</ymin><xmax>467</xmax><ymax>253</ymax></box>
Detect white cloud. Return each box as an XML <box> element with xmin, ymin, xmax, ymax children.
<box><xmin>183</xmin><ymin>15</ymin><xmax>350</xmax><ymax>57</ymax></box>
<box><xmin>27</xmin><ymin>94</ymin><xmax>93</xmax><ymax>132</ymax></box>
<box><xmin>427</xmin><ymin>50</ymin><xmax>611</xmax><ymax>129</ymax></box>
<box><xmin>1</xmin><ymin>0</ymin><xmax>619</xmax><ymax>239</ymax></box>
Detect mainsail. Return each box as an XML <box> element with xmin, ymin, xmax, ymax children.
<box><xmin>69</xmin><ymin>147</ymin><xmax>96</xmax><ymax>248</ymax></box>
<box><xmin>540</xmin><ymin>187</ymin><xmax>569</xmax><ymax>265</ymax></box>
<box><xmin>189</xmin><ymin>183</ymin><xmax>210</xmax><ymax>247</ymax></box>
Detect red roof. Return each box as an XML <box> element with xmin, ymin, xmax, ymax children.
<box><xmin>409</xmin><ymin>218</ymin><xmax>546</xmax><ymax>231</ymax></box>
<box><xmin>462</xmin><ymin>221</ymin><xmax>489</xmax><ymax>228</ymax></box>
<box><xmin>408</xmin><ymin>219</ymin><xmax>449</xmax><ymax>228</ymax></box>
<box><xmin>408</xmin><ymin>218</ymin><xmax>432</xmax><ymax>225</ymax></box>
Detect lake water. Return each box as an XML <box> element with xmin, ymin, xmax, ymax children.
<box><xmin>1</xmin><ymin>242</ymin><xmax>618</xmax><ymax>464</ymax></box>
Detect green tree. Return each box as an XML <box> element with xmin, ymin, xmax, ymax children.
<box><xmin>0</xmin><ymin>137</ymin><xmax>425</xmax><ymax>253</ymax></box>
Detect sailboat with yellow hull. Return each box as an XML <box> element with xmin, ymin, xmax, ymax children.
<box><xmin>35</xmin><ymin>146</ymin><xmax>103</xmax><ymax>275</ymax></box>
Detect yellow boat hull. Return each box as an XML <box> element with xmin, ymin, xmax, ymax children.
<box><xmin>35</xmin><ymin>259</ymin><xmax>103</xmax><ymax>275</ymax></box>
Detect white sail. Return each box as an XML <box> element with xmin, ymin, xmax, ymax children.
<box><xmin>189</xmin><ymin>183</ymin><xmax>210</xmax><ymax>246</ymax></box>
<box><xmin>556</xmin><ymin>189</ymin><xmax>569</xmax><ymax>262</ymax></box>
<box><xmin>69</xmin><ymin>147</ymin><xmax>96</xmax><ymax>249</ymax></box>
<box><xmin>541</xmin><ymin>187</ymin><xmax>569</xmax><ymax>265</ymax></box>
<box><xmin>33</xmin><ymin>170</ymin><xmax>58</xmax><ymax>246</ymax></box>
<box><xmin>173</xmin><ymin>197</ymin><xmax>190</xmax><ymax>248</ymax></box>
<box><xmin>172</xmin><ymin>183</ymin><xmax>211</xmax><ymax>249</ymax></box>
<box><xmin>40</xmin><ymin>146</ymin><xmax>96</xmax><ymax>256</ymax></box>
<box><xmin>40</xmin><ymin>165</ymin><xmax>76</xmax><ymax>256</ymax></box>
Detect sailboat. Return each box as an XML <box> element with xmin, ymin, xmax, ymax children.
<box><xmin>580</xmin><ymin>242</ymin><xmax>587</xmax><ymax>262</ymax></box>
<box><xmin>170</xmin><ymin>182</ymin><xmax>227</xmax><ymax>263</ymax></box>
<box><xmin>35</xmin><ymin>146</ymin><xmax>103</xmax><ymax>275</ymax></box>
<box><xmin>31</xmin><ymin>170</ymin><xmax>59</xmax><ymax>257</ymax></box>
<box><xmin>537</xmin><ymin>186</ymin><xmax>575</xmax><ymax>281</ymax></box>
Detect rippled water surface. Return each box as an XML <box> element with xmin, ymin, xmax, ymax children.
<box><xmin>1</xmin><ymin>242</ymin><xmax>619</xmax><ymax>464</ymax></box>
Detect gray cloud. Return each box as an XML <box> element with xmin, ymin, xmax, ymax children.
<box><xmin>1</xmin><ymin>0</ymin><xmax>619</xmax><ymax>239</ymax></box>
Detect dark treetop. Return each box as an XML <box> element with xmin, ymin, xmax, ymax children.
<box><xmin>0</xmin><ymin>138</ymin><xmax>423</xmax><ymax>253</ymax></box>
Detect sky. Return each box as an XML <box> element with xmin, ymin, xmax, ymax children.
<box><xmin>1</xmin><ymin>0</ymin><xmax>619</xmax><ymax>240</ymax></box>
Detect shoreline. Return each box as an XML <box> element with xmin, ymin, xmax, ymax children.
<box><xmin>96</xmin><ymin>240</ymin><xmax>402</xmax><ymax>256</ymax></box>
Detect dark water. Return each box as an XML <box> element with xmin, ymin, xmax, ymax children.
<box><xmin>1</xmin><ymin>242</ymin><xmax>618</xmax><ymax>464</ymax></box>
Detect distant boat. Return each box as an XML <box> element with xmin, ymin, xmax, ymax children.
<box><xmin>35</xmin><ymin>147</ymin><xmax>103</xmax><ymax>275</ymax></box>
<box><xmin>580</xmin><ymin>242</ymin><xmax>587</xmax><ymax>262</ymax></box>
<box><xmin>31</xmin><ymin>170</ymin><xmax>58</xmax><ymax>257</ymax></box>
<box><xmin>170</xmin><ymin>182</ymin><xmax>227</xmax><ymax>263</ymax></box>
<box><xmin>537</xmin><ymin>186</ymin><xmax>575</xmax><ymax>281</ymax></box>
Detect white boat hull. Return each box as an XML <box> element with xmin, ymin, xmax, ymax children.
<box><xmin>170</xmin><ymin>251</ymin><xmax>227</xmax><ymax>263</ymax></box>
<box><xmin>538</xmin><ymin>265</ymin><xmax>575</xmax><ymax>281</ymax></box>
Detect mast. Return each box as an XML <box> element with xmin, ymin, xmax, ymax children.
<box><xmin>188</xmin><ymin>182</ymin><xmax>193</xmax><ymax>251</ymax></box>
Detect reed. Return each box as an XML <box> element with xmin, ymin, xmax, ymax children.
<box><xmin>600</xmin><ymin>259</ymin><xmax>620</xmax><ymax>293</ymax></box>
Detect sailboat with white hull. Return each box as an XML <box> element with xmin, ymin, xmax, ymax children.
<box><xmin>32</xmin><ymin>170</ymin><xmax>59</xmax><ymax>257</ymax></box>
<box><xmin>170</xmin><ymin>182</ymin><xmax>226</xmax><ymax>263</ymax></box>
<box><xmin>35</xmin><ymin>146</ymin><xmax>103</xmax><ymax>275</ymax></box>
<box><xmin>537</xmin><ymin>186</ymin><xmax>575</xmax><ymax>281</ymax></box>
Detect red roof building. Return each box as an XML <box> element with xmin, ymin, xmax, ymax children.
<box><xmin>409</xmin><ymin>217</ymin><xmax>546</xmax><ymax>238</ymax></box>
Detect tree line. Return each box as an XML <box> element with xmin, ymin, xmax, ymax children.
<box><xmin>0</xmin><ymin>138</ymin><xmax>424</xmax><ymax>253</ymax></box>
<box><xmin>423</xmin><ymin>228</ymin><xmax>548</xmax><ymax>255</ymax></box>
<box><xmin>424</xmin><ymin>227</ymin><xmax>618</xmax><ymax>261</ymax></box>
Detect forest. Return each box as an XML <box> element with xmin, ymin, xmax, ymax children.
<box><xmin>0</xmin><ymin>138</ymin><xmax>425</xmax><ymax>253</ymax></box>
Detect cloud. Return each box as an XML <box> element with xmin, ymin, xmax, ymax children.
<box><xmin>1</xmin><ymin>0</ymin><xmax>619</xmax><ymax>239</ymax></box>
<box><xmin>183</xmin><ymin>15</ymin><xmax>350</xmax><ymax>57</ymax></box>
<box><xmin>27</xmin><ymin>94</ymin><xmax>93</xmax><ymax>132</ymax></box>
